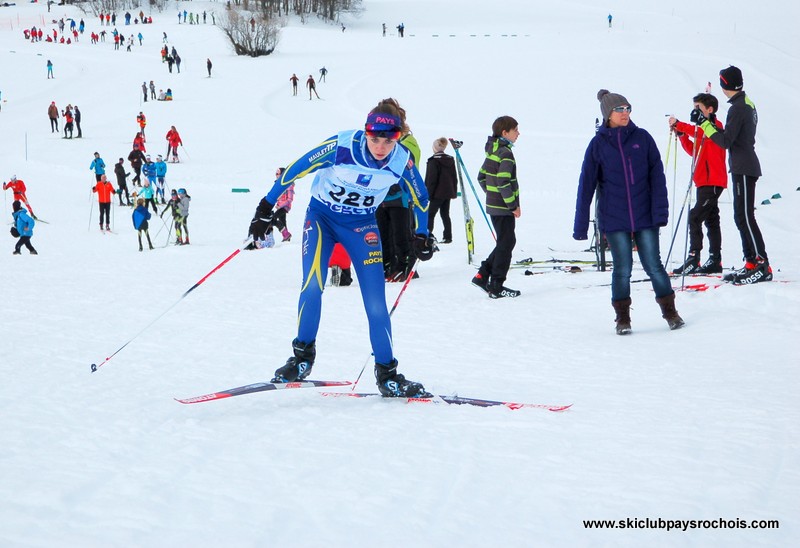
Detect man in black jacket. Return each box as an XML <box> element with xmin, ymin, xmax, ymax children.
<box><xmin>114</xmin><ymin>158</ymin><xmax>132</xmax><ymax>205</ymax></box>
<box><xmin>127</xmin><ymin>143</ymin><xmax>147</xmax><ymax>187</ymax></box>
<box><xmin>424</xmin><ymin>137</ymin><xmax>458</xmax><ymax>243</ymax></box>
<box><xmin>697</xmin><ymin>65</ymin><xmax>771</xmax><ymax>284</ymax></box>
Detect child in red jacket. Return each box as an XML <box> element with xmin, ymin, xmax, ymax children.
<box><xmin>668</xmin><ymin>93</ymin><xmax>727</xmax><ymax>274</ymax></box>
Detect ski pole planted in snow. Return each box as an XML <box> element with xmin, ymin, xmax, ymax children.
<box><xmin>90</xmin><ymin>241</ymin><xmax>252</xmax><ymax>372</ymax></box>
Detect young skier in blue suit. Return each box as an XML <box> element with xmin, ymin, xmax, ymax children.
<box><xmin>248</xmin><ymin>98</ymin><xmax>435</xmax><ymax>397</ymax></box>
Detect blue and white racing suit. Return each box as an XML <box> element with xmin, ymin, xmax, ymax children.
<box><xmin>263</xmin><ymin>129</ymin><xmax>429</xmax><ymax>364</ymax></box>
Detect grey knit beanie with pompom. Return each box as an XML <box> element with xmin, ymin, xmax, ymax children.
<box><xmin>597</xmin><ymin>89</ymin><xmax>630</xmax><ymax>122</ymax></box>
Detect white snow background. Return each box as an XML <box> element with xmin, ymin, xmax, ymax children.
<box><xmin>1</xmin><ymin>1</ymin><xmax>798</xmax><ymax>546</ymax></box>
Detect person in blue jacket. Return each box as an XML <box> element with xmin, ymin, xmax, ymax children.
<box><xmin>89</xmin><ymin>152</ymin><xmax>106</xmax><ymax>182</ymax></box>
<box><xmin>247</xmin><ymin>98</ymin><xmax>435</xmax><ymax>398</ymax></box>
<box><xmin>142</xmin><ymin>155</ymin><xmax>157</xmax><ymax>192</ymax></box>
<box><xmin>12</xmin><ymin>200</ymin><xmax>38</xmax><ymax>255</ymax></box>
<box><xmin>135</xmin><ymin>180</ymin><xmax>158</xmax><ymax>214</ymax></box>
<box><xmin>132</xmin><ymin>198</ymin><xmax>154</xmax><ymax>251</ymax></box>
<box><xmin>154</xmin><ymin>155</ymin><xmax>168</xmax><ymax>204</ymax></box>
<box><xmin>573</xmin><ymin>89</ymin><xmax>684</xmax><ymax>335</ymax></box>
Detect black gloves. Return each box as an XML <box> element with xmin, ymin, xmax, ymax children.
<box><xmin>413</xmin><ymin>234</ymin><xmax>435</xmax><ymax>261</ymax></box>
<box><xmin>248</xmin><ymin>197</ymin><xmax>274</xmax><ymax>241</ymax></box>
<box><xmin>689</xmin><ymin>108</ymin><xmax>707</xmax><ymax>125</ymax></box>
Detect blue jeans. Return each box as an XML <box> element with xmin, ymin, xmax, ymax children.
<box><xmin>605</xmin><ymin>228</ymin><xmax>673</xmax><ymax>301</ymax></box>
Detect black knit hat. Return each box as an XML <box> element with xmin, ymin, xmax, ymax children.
<box><xmin>12</xmin><ymin>200</ymin><xmax>21</xmax><ymax>212</ymax></box>
<box><xmin>719</xmin><ymin>66</ymin><xmax>743</xmax><ymax>91</ymax></box>
<box><xmin>597</xmin><ymin>89</ymin><xmax>630</xmax><ymax>121</ymax></box>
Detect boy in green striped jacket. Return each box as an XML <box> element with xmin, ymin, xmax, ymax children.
<box><xmin>471</xmin><ymin>116</ymin><xmax>522</xmax><ymax>299</ymax></box>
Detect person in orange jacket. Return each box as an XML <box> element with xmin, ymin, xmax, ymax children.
<box><xmin>165</xmin><ymin>126</ymin><xmax>183</xmax><ymax>162</ymax></box>
<box><xmin>3</xmin><ymin>176</ymin><xmax>36</xmax><ymax>218</ymax></box>
<box><xmin>92</xmin><ymin>174</ymin><xmax>116</xmax><ymax>231</ymax></box>
<box><xmin>136</xmin><ymin>111</ymin><xmax>147</xmax><ymax>139</ymax></box>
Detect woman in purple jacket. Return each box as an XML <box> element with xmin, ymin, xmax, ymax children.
<box><xmin>573</xmin><ymin>89</ymin><xmax>684</xmax><ymax>335</ymax></box>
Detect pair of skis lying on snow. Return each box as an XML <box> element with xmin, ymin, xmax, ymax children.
<box><xmin>175</xmin><ymin>379</ymin><xmax>572</xmax><ymax>412</ymax></box>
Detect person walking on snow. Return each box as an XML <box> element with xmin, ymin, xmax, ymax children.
<box><xmin>154</xmin><ymin>155</ymin><xmax>168</xmax><ymax>203</ymax></box>
<box><xmin>246</xmin><ymin>98</ymin><xmax>435</xmax><ymax>398</ymax></box>
<box><xmin>114</xmin><ymin>158</ymin><xmax>132</xmax><ymax>206</ymax></box>
<box><xmin>137</xmin><ymin>111</ymin><xmax>147</xmax><ymax>139</ymax></box>
<box><xmin>667</xmin><ymin>93</ymin><xmax>727</xmax><ymax>275</ymax></box>
<box><xmin>132</xmin><ymin>198</ymin><xmax>154</xmax><ymax>251</ymax></box>
<box><xmin>134</xmin><ymin>180</ymin><xmax>158</xmax><ymax>214</ymax></box>
<box><xmin>290</xmin><ymin>73</ymin><xmax>299</xmax><ymax>96</ymax></box>
<box><xmin>142</xmin><ymin>155</ymin><xmax>157</xmax><ymax>190</ymax></box>
<box><xmin>166</xmin><ymin>126</ymin><xmax>182</xmax><ymax>162</ymax></box>
<box><xmin>4</xmin><ymin>176</ymin><xmax>36</xmax><ymax>218</ymax></box>
<box><xmin>306</xmin><ymin>75</ymin><xmax>320</xmax><ymax>100</ymax></box>
<box><xmin>92</xmin><ymin>174</ymin><xmax>116</xmax><ymax>231</ymax></box>
<box><xmin>128</xmin><ymin>143</ymin><xmax>147</xmax><ymax>186</ymax></box>
<box><xmin>46</xmin><ymin>59</ymin><xmax>54</xmax><ymax>79</ymax></box>
<box><xmin>175</xmin><ymin>188</ymin><xmax>190</xmax><ymax>244</ymax></box>
<box><xmin>89</xmin><ymin>152</ymin><xmax>106</xmax><ymax>182</ymax></box>
<box><xmin>573</xmin><ymin>89</ymin><xmax>684</xmax><ymax>335</ymax></box>
<box><xmin>11</xmin><ymin>201</ymin><xmax>38</xmax><ymax>255</ymax></box>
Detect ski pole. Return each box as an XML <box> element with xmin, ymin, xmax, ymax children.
<box><xmin>180</xmin><ymin>144</ymin><xmax>190</xmax><ymax>160</ymax></box>
<box><xmin>665</xmin><ymin>135</ymin><xmax>704</xmax><ymax>267</ymax></box>
<box><xmin>88</xmin><ymin>188</ymin><xmax>94</xmax><ymax>230</ymax></box>
<box><xmin>351</xmin><ymin>258</ymin><xmax>420</xmax><ymax>391</ymax></box>
<box><xmin>154</xmin><ymin>207</ymin><xmax>171</xmax><ymax>241</ymax></box>
<box><xmin>91</xmin><ymin>240</ymin><xmax>253</xmax><ymax>373</ymax></box>
<box><xmin>453</xmin><ymin>146</ymin><xmax>496</xmax><ymax>241</ymax></box>
<box><xmin>163</xmin><ymin>218</ymin><xmax>174</xmax><ymax>247</ymax></box>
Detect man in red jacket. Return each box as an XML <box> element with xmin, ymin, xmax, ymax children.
<box><xmin>92</xmin><ymin>174</ymin><xmax>116</xmax><ymax>232</ymax></box>
<box><xmin>668</xmin><ymin>93</ymin><xmax>727</xmax><ymax>274</ymax></box>
<box><xmin>3</xmin><ymin>176</ymin><xmax>36</xmax><ymax>218</ymax></box>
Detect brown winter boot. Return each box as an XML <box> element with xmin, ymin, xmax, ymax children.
<box><xmin>611</xmin><ymin>297</ymin><xmax>632</xmax><ymax>335</ymax></box>
<box><xmin>656</xmin><ymin>293</ymin><xmax>685</xmax><ymax>330</ymax></box>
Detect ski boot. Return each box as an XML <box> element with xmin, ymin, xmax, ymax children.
<box><xmin>374</xmin><ymin>359</ymin><xmax>431</xmax><ymax>398</ymax></box>
<box><xmin>730</xmin><ymin>259</ymin><xmax>772</xmax><ymax>285</ymax></box>
<box><xmin>695</xmin><ymin>254</ymin><xmax>722</xmax><ymax>275</ymax></box>
<box><xmin>487</xmin><ymin>281</ymin><xmax>521</xmax><ymax>299</ymax></box>
<box><xmin>281</xmin><ymin>228</ymin><xmax>292</xmax><ymax>242</ymax></box>
<box><xmin>672</xmin><ymin>251</ymin><xmax>700</xmax><ymax>275</ymax></box>
<box><xmin>271</xmin><ymin>339</ymin><xmax>316</xmax><ymax>383</ymax></box>
<box><xmin>471</xmin><ymin>271</ymin><xmax>489</xmax><ymax>293</ymax></box>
